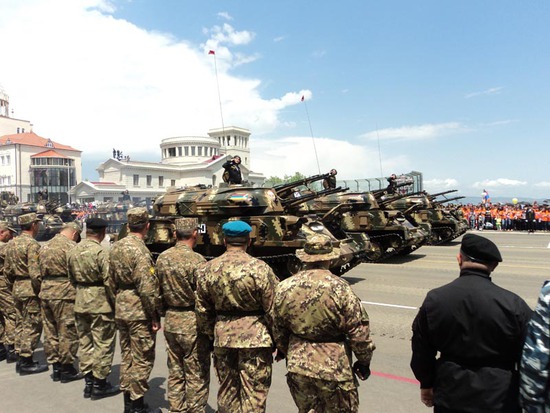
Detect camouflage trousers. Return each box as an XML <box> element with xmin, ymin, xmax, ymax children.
<box><xmin>213</xmin><ymin>347</ymin><xmax>273</xmax><ymax>413</ymax></box>
<box><xmin>75</xmin><ymin>312</ymin><xmax>116</xmax><ymax>379</ymax></box>
<box><xmin>13</xmin><ymin>296</ymin><xmax>43</xmax><ymax>357</ymax></box>
<box><xmin>164</xmin><ymin>330</ymin><xmax>211</xmax><ymax>413</ymax></box>
<box><xmin>287</xmin><ymin>372</ymin><xmax>359</xmax><ymax>413</ymax></box>
<box><xmin>41</xmin><ymin>299</ymin><xmax>79</xmax><ymax>365</ymax></box>
<box><xmin>117</xmin><ymin>319</ymin><xmax>156</xmax><ymax>401</ymax></box>
<box><xmin>0</xmin><ymin>286</ymin><xmax>16</xmax><ymax>346</ymax></box>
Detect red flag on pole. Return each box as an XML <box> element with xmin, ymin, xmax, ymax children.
<box><xmin>301</xmin><ymin>95</ymin><xmax>304</xmax><ymax>102</ymax></box>
<box><xmin>208</xmin><ymin>50</ymin><xmax>215</xmax><ymax>55</ymax></box>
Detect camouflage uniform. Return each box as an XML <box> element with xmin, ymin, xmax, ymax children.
<box><xmin>4</xmin><ymin>222</ymin><xmax>42</xmax><ymax>358</ymax></box>
<box><xmin>110</xmin><ymin>208</ymin><xmax>161</xmax><ymax>403</ymax></box>
<box><xmin>520</xmin><ymin>280</ymin><xmax>550</xmax><ymax>412</ymax></box>
<box><xmin>272</xmin><ymin>234</ymin><xmax>375</xmax><ymax>413</ymax></box>
<box><xmin>39</xmin><ymin>232</ymin><xmax>79</xmax><ymax>366</ymax></box>
<box><xmin>67</xmin><ymin>237</ymin><xmax>116</xmax><ymax>380</ymax></box>
<box><xmin>196</xmin><ymin>225</ymin><xmax>278</xmax><ymax>413</ymax></box>
<box><xmin>157</xmin><ymin>219</ymin><xmax>210</xmax><ymax>413</ymax></box>
<box><xmin>0</xmin><ymin>235</ymin><xmax>16</xmax><ymax>355</ymax></box>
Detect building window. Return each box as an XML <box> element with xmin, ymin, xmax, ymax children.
<box><xmin>171</xmin><ymin>179</ymin><xmax>176</xmax><ymax>186</ymax></box>
<box><xmin>191</xmin><ymin>146</ymin><xmax>195</xmax><ymax>156</ymax></box>
<box><xmin>133</xmin><ymin>174</ymin><xmax>139</xmax><ymax>186</ymax></box>
<box><xmin>168</xmin><ymin>147</ymin><xmax>176</xmax><ymax>157</ymax></box>
<box><xmin>184</xmin><ymin>146</ymin><xmax>189</xmax><ymax>156</ymax></box>
<box><xmin>198</xmin><ymin>146</ymin><xmax>202</xmax><ymax>156</ymax></box>
<box><xmin>178</xmin><ymin>147</ymin><xmax>182</xmax><ymax>156</ymax></box>
<box><xmin>159</xmin><ymin>176</ymin><xmax>164</xmax><ymax>187</ymax></box>
<box><xmin>146</xmin><ymin>175</ymin><xmax>152</xmax><ymax>186</ymax></box>
<box><xmin>6</xmin><ymin>155</ymin><xmax>10</xmax><ymax>165</ymax></box>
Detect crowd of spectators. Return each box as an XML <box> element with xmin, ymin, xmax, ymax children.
<box><xmin>461</xmin><ymin>202</ymin><xmax>548</xmax><ymax>232</ymax></box>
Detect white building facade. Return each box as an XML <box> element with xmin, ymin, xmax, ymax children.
<box><xmin>70</xmin><ymin>126</ymin><xmax>265</xmax><ymax>204</ymax></box>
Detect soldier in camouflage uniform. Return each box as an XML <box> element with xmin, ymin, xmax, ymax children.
<box><xmin>157</xmin><ymin>218</ymin><xmax>211</xmax><ymax>413</ymax></box>
<box><xmin>196</xmin><ymin>220</ymin><xmax>279</xmax><ymax>413</ymax></box>
<box><xmin>67</xmin><ymin>218</ymin><xmax>119</xmax><ymax>400</ymax></box>
<box><xmin>0</xmin><ymin>221</ymin><xmax>17</xmax><ymax>362</ymax></box>
<box><xmin>272</xmin><ymin>234</ymin><xmax>375</xmax><ymax>413</ymax></box>
<box><xmin>39</xmin><ymin>221</ymin><xmax>82</xmax><ymax>382</ymax></box>
<box><xmin>520</xmin><ymin>281</ymin><xmax>550</xmax><ymax>412</ymax></box>
<box><xmin>110</xmin><ymin>207</ymin><xmax>162</xmax><ymax>413</ymax></box>
<box><xmin>4</xmin><ymin>212</ymin><xmax>48</xmax><ymax>375</ymax></box>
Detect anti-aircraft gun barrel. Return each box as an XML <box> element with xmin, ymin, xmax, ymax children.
<box><xmin>433</xmin><ymin>195</ymin><xmax>465</xmax><ymax>205</ymax></box>
<box><xmin>378</xmin><ymin>190</ymin><xmax>426</xmax><ymax>207</ymax></box>
<box><xmin>273</xmin><ymin>173</ymin><xmax>330</xmax><ymax>199</ymax></box>
<box><xmin>282</xmin><ymin>186</ymin><xmax>349</xmax><ymax>210</ymax></box>
<box><xmin>372</xmin><ymin>181</ymin><xmax>414</xmax><ymax>199</ymax></box>
<box><xmin>428</xmin><ymin>189</ymin><xmax>458</xmax><ymax>199</ymax></box>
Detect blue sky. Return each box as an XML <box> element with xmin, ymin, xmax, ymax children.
<box><xmin>1</xmin><ymin>1</ymin><xmax>549</xmax><ymax>199</ymax></box>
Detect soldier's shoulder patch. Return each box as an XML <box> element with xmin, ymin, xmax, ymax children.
<box><xmin>149</xmin><ymin>266</ymin><xmax>155</xmax><ymax>276</ymax></box>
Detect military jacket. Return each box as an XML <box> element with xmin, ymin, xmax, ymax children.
<box><xmin>39</xmin><ymin>233</ymin><xmax>76</xmax><ymax>300</ymax></box>
<box><xmin>273</xmin><ymin>268</ymin><xmax>375</xmax><ymax>381</ymax></box>
<box><xmin>157</xmin><ymin>243</ymin><xmax>206</xmax><ymax>334</ymax></box>
<box><xmin>411</xmin><ymin>269</ymin><xmax>532</xmax><ymax>413</ymax></box>
<box><xmin>109</xmin><ymin>233</ymin><xmax>160</xmax><ymax>321</ymax></box>
<box><xmin>0</xmin><ymin>241</ymin><xmax>13</xmax><ymax>304</ymax></box>
<box><xmin>68</xmin><ymin>238</ymin><xmax>114</xmax><ymax>314</ymax></box>
<box><xmin>196</xmin><ymin>249</ymin><xmax>278</xmax><ymax>348</ymax></box>
<box><xmin>520</xmin><ymin>280</ymin><xmax>550</xmax><ymax>413</ymax></box>
<box><xmin>4</xmin><ymin>232</ymin><xmax>41</xmax><ymax>299</ymax></box>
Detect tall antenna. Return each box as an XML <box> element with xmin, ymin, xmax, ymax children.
<box><xmin>301</xmin><ymin>95</ymin><xmax>321</xmax><ymax>175</ymax></box>
<box><xmin>209</xmin><ymin>50</ymin><xmax>226</xmax><ymax>153</ymax></box>
<box><xmin>376</xmin><ymin>124</ymin><xmax>383</xmax><ymax>177</ymax></box>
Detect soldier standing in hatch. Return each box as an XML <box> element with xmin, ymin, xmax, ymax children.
<box><xmin>0</xmin><ymin>221</ymin><xmax>17</xmax><ymax>362</ymax></box>
<box><xmin>222</xmin><ymin>155</ymin><xmax>243</xmax><ymax>184</ymax></box>
<box><xmin>196</xmin><ymin>220</ymin><xmax>279</xmax><ymax>413</ymax></box>
<box><xmin>68</xmin><ymin>217</ymin><xmax>119</xmax><ymax>400</ymax></box>
<box><xmin>272</xmin><ymin>234</ymin><xmax>375</xmax><ymax>413</ymax></box>
<box><xmin>4</xmin><ymin>212</ymin><xmax>48</xmax><ymax>375</ymax></box>
<box><xmin>110</xmin><ymin>207</ymin><xmax>162</xmax><ymax>413</ymax></box>
<box><xmin>322</xmin><ymin>169</ymin><xmax>338</xmax><ymax>189</ymax></box>
<box><xmin>39</xmin><ymin>221</ymin><xmax>83</xmax><ymax>382</ymax></box>
<box><xmin>157</xmin><ymin>218</ymin><xmax>211</xmax><ymax>413</ymax></box>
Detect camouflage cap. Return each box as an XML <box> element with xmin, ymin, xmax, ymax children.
<box><xmin>63</xmin><ymin>221</ymin><xmax>82</xmax><ymax>233</ymax></box>
<box><xmin>127</xmin><ymin>207</ymin><xmax>149</xmax><ymax>226</ymax></box>
<box><xmin>0</xmin><ymin>220</ymin><xmax>17</xmax><ymax>234</ymax></box>
<box><xmin>174</xmin><ymin>218</ymin><xmax>198</xmax><ymax>234</ymax></box>
<box><xmin>18</xmin><ymin>212</ymin><xmax>41</xmax><ymax>226</ymax></box>
<box><xmin>296</xmin><ymin>234</ymin><xmax>340</xmax><ymax>263</ymax></box>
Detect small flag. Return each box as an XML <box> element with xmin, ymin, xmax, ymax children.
<box><xmin>208</xmin><ymin>50</ymin><xmax>215</xmax><ymax>55</ymax></box>
<box><xmin>301</xmin><ymin>95</ymin><xmax>304</xmax><ymax>102</ymax></box>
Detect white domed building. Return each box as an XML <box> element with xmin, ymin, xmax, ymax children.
<box><xmin>71</xmin><ymin>126</ymin><xmax>265</xmax><ymax>204</ymax></box>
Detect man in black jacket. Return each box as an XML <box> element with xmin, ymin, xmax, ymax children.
<box><xmin>411</xmin><ymin>233</ymin><xmax>532</xmax><ymax>413</ymax></box>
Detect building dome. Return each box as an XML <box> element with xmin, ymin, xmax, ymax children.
<box><xmin>160</xmin><ymin>135</ymin><xmax>221</xmax><ymax>165</ymax></box>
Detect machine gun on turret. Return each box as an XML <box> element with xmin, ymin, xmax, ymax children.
<box><xmin>273</xmin><ymin>173</ymin><xmax>330</xmax><ymax>199</ymax></box>
<box><xmin>377</xmin><ymin>190</ymin><xmax>426</xmax><ymax>207</ymax></box>
<box><xmin>427</xmin><ymin>189</ymin><xmax>458</xmax><ymax>199</ymax></box>
<box><xmin>281</xmin><ymin>187</ymin><xmax>349</xmax><ymax>211</ymax></box>
<box><xmin>432</xmin><ymin>195</ymin><xmax>465</xmax><ymax>205</ymax></box>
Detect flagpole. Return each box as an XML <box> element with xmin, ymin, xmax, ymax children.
<box><xmin>209</xmin><ymin>50</ymin><xmax>226</xmax><ymax>154</ymax></box>
<box><xmin>302</xmin><ymin>96</ymin><xmax>321</xmax><ymax>175</ymax></box>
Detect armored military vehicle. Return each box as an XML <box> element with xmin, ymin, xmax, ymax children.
<box><xmin>385</xmin><ymin>190</ymin><xmax>468</xmax><ymax>244</ymax></box>
<box><xmin>144</xmin><ymin>177</ymin><xmax>370</xmax><ymax>278</ymax></box>
<box><xmin>2</xmin><ymin>201</ymin><xmax>64</xmax><ymax>241</ymax></box>
<box><xmin>88</xmin><ymin>201</ymin><xmax>133</xmax><ymax>235</ymax></box>
<box><xmin>299</xmin><ymin>184</ymin><xmax>428</xmax><ymax>262</ymax></box>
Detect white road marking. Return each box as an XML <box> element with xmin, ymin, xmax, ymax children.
<box><xmin>361</xmin><ymin>301</ymin><xmax>418</xmax><ymax>310</ymax></box>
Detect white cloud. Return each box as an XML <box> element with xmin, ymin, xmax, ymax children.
<box><xmin>273</xmin><ymin>36</ymin><xmax>286</xmax><ymax>43</ymax></box>
<box><xmin>311</xmin><ymin>50</ymin><xmax>327</xmax><ymax>58</ymax></box>
<box><xmin>465</xmin><ymin>86</ymin><xmax>504</xmax><ymax>99</ymax></box>
<box><xmin>424</xmin><ymin>178</ymin><xmax>460</xmax><ymax>192</ymax></box>
<box><xmin>0</xmin><ymin>1</ymin><xmax>305</xmax><ymax>159</ymax></box>
<box><xmin>472</xmin><ymin>178</ymin><xmax>528</xmax><ymax>189</ymax></box>
<box><xmin>251</xmin><ymin>136</ymin><xmax>411</xmax><ymax>180</ymax></box>
<box><xmin>361</xmin><ymin>122</ymin><xmax>463</xmax><ymax>141</ymax></box>
<box><xmin>534</xmin><ymin>182</ymin><xmax>550</xmax><ymax>188</ymax></box>
<box><xmin>217</xmin><ymin>11</ymin><xmax>233</xmax><ymax>21</ymax></box>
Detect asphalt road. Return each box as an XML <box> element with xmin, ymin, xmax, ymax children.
<box><xmin>1</xmin><ymin>230</ymin><xmax>548</xmax><ymax>413</ymax></box>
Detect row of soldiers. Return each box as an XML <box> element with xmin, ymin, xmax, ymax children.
<box><xmin>0</xmin><ymin>209</ymin><xmax>375</xmax><ymax>413</ymax></box>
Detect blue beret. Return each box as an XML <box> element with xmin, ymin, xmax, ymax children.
<box><xmin>222</xmin><ymin>220</ymin><xmax>252</xmax><ymax>237</ymax></box>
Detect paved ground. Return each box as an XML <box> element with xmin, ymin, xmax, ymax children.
<box><xmin>2</xmin><ymin>230</ymin><xmax>548</xmax><ymax>412</ymax></box>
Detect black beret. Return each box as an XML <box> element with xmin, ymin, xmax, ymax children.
<box><xmin>86</xmin><ymin>217</ymin><xmax>109</xmax><ymax>229</ymax></box>
<box><xmin>460</xmin><ymin>233</ymin><xmax>502</xmax><ymax>263</ymax></box>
